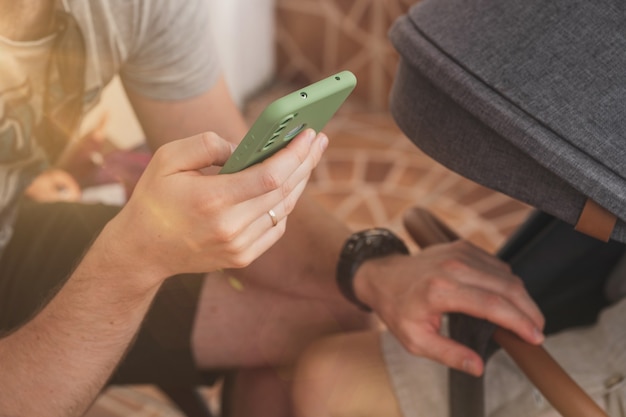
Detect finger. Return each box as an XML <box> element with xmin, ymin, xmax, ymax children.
<box><xmin>433</xmin><ymin>284</ymin><xmax>544</xmax><ymax>345</ymax></box>
<box><xmin>221</xmin><ymin>215</ymin><xmax>288</xmax><ymax>269</ymax></box>
<box><xmin>236</xmin><ymin>150</ymin><xmax>315</xmax><ymax>225</ymax></box>
<box><xmin>478</xmin><ymin>276</ymin><xmax>545</xmax><ymax>331</ymax></box>
<box><xmin>222</xmin><ymin>129</ymin><xmax>325</xmax><ymax>203</ymax></box>
<box><xmin>259</xmin><ymin>136</ymin><xmax>322</xmax><ymax>214</ymax></box>
<box><xmin>196</xmin><ymin>130</ymin><xmax>325</xmax><ymax>246</ymax></box>
<box><xmin>423</xmin><ymin>242</ymin><xmax>544</xmax><ymax>330</ymax></box>
<box><xmin>402</xmin><ymin>331</ymin><xmax>484</xmax><ymax>376</ymax></box>
<box><xmin>152</xmin><ymin>132</ymin><xmax>234</xmax><ymax>175</ymax></box>
<box><xmin>436</xmin><ymin>261</ymin><xmax>544</xmax><ymax>330</ymax></box>
<box><xmin>273</xmin><ymin>169</ymin><xmax>311</xmax><ymax>218</ymax></box>
<box><xmin>223</xmin><ymin>176</ymin><xmax>310</xmax><ymax>250</ymax></box>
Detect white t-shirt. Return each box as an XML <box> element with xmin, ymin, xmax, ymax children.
<box><xmin>0</xmin><ymin>0</ymin><xmax>221</xmax><ymax>253</ymax></box>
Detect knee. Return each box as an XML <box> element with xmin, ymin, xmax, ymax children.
<box><xmin>292</xmin><ymin>331</ymin><xmax>401</xmax><ymax>417</ymax></box>
<box><xmin>292</xmin><ymin>336</ymin><xmax>345</xmax><ymax>417</ymax></box>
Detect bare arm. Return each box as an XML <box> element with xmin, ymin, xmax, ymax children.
<box><xmin>0</xmin><ymin>128</ymin><xmax>327</xmax><ymax>416</ymax></box>
<box><xmin>124</xmin><ymin>75</ymin><xmax>249</xmax><ymax>149</ymax></box>
<box><xmin>0</xmin><ymin>238</ymin><xmax>161</xmax><ymax>416</ymax></box>
<box><xmin>124</xmin><ymin>76</ymin><xmax>544</xmax><ymax>376</ymax></box>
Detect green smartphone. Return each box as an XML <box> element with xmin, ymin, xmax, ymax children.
<box><xmin>219</xmin><ymin>70</ymin><xmax>357</xmax><ymax>174</ymax></box>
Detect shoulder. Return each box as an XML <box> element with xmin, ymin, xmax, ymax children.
<box><xmin>67</xmin><ymin>0</ymin><xmax>209</xmax><ymax>51</ymax></box>
<box><xmin>67</xmin><ymin>0</ymin><xmax>219</xmax><ymax>100</ymax></box>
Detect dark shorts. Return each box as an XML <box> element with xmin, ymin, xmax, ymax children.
<box><xmin>0</xmin><ymin>199</ymin><xmax>220</xmax><ymax>387</ymax></box>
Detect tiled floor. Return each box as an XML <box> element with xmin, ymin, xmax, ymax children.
<box><xmin>85</xmin><ymin>83</ymin><xmax>531</xmax><ymax>416</ymax></box>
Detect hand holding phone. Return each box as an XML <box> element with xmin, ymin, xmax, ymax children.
<box><xmin>219</xmin><ymin>70</ymin><xmax>357</xmax><ymax>174</ymax></box>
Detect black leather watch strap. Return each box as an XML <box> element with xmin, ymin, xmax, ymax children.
<box><xmin>336</xmin><ymin>228</ymin><xmax>409</xmax><ymax>311</ymax></box>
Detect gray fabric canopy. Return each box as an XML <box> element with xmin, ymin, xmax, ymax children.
<box><xmin>389</xmin><ymin>0</ymin><xmax>626</xmax><ymax>242</ymax></box>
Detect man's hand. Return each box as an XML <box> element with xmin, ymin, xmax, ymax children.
<box><xmin>353</xmin><ymin>240</ymin><xmax>545</xmax><ymax>376</ymax></box>
<box><xmin>25</xmin><ymin>169</ymin><xmax>82</xmax><ymax>202</ymax></box>
<box><xmin>98</xmin><ymin>128</ymin><xmax>328</xmax><ymax>289</ymax></box>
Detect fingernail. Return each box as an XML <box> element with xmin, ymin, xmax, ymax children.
<box><xmin>306</xmin><ymin>129</ymin><xmax>316</xmax><ymax>142</ymax></box>
<box><xmin>462</xmin><ymin>359</ymin><xmax>477</xmax><ymax>375</ymax></box>
<box><xmin>534</xmin><ymin>327</ymin><xmax>545</xmax><ymax>343</ymax></box>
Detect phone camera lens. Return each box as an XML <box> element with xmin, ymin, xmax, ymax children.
<box><xmin>300</xmin><ymin>92</ymin><xmax>308</xmax><ymax>99</ymax></box>
<box><xmin>284</xmin><ymin>123</ymin><xmax>306</xmax><ymax>141</ymax></box>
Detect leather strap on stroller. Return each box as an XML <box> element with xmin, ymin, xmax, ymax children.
<box><xmin>576</xmin><ymin>199</ymin><xmax>617</xmax><ymax>242</ymax></box>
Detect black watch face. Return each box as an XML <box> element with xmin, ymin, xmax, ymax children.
<box><xmin>344</xmin><ymin>229</ymin><xmax>406</xmax><ymax>258</ymax></box>
<box><xmin>336</xmin><ymin>229</ymin><xmax>407</xmax><ymax>312</ymax></box>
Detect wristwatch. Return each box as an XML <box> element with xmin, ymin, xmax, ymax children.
<box><xmin>336</xmin><ymin>228</ymin><xmax>409</xmax><ymax>311</ymax></box>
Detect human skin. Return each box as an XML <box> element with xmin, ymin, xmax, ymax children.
<box><xmin>0</xmin><ymin>128</ymin><xmax>328</xmax><ymax>416</ymax></box>
<box><xmin>124</xmin><ymin>40</ymin><xmax>543</xmax><ymax>417</ymax></box>
<box><xmin>0</xmin><ymin>1</ymin><xmax>544</xmax><ymax>415</ymax></box>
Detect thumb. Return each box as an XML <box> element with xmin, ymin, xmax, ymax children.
<box><xmin>152</xmin><ymin>132</ymin><xmax>234</xmax><ymax>175</ymax></box>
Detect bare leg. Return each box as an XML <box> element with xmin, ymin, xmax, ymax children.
<box><xmin>292</xmin><ymin>331</ymin><xmax>403</xmax><ymax>417</ymax></box>
<box><xmin>191</xmin><ymin>271</ymin><xmax>371</xmax><ymax>416</ymax></box>
<box><xmin>221</xmin><ymin>367</ymin><xmax>294</xmax><ymax>417</ymax></box>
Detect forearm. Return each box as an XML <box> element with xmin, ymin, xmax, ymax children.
<box><xmin>0</xmin><ymin>228</ymin><xmax>160</xmax><ymax>417</ymax></box>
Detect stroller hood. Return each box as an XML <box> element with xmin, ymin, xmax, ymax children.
<box><xmin>389</xmin><ymin>0</ymin><xmax>626</xmax><ymax>242</ymax></box>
